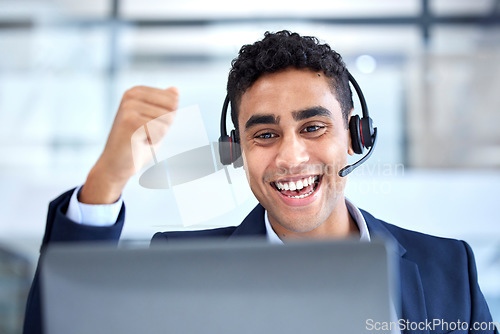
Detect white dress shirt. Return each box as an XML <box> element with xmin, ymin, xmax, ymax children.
<box><xmin>264</xmin><ymin>197</ymin><xmax>371</xmax><ymax>243</ymax></box>
<box><xmin>66</xmin><ymin>186</ymin><xmax>122</xmax><ymax>226</ymax></box>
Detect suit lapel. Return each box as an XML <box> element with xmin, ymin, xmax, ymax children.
<box><xmin>362</xmin><ymin>210</ymin><xmax>429</xmax><ymax>333</ymax></box>
<box><xmin>228</xmin><ymin>204</ymin><xmax>267</xmax><ymax>239</ymax></box>
<box><xmin>230</xmin><ymin>205</ymin><xmax>430</xmax><ymax>333</ymax></box>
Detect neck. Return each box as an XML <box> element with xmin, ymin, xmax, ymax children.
<box><xmin>270</xmin><ymin>199</ymin><xmax>359</xmax><ymax>241</ymax></box>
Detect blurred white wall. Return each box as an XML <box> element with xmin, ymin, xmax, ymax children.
<box><xmin>0</xmin><ymin>0</ymin><xmax>499</xmax><ymax>331</ymax></box>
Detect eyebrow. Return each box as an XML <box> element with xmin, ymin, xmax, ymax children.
<box><xmin>243</xmin><ymin>106</ymin><xmax>332</xmax><ymax>131</ymax></box>
<box><xmin>292</xmin><ymin>106</ymin><xmax>332</xmax><ymax>121</ymax></box>
<box><xmin>244</xmin><ymin>114</ymin><xmax>280</xmax><ymax>130</ymax></box>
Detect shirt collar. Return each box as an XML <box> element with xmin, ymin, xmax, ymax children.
<box><xmin>264</xmin><ymin>197</ymin><xmax>371</xmax><ymax>244</ymax></box>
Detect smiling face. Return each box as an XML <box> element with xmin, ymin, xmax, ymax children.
<box><xmin>238</xmin><ymin>68</ymin><xmax>356</xmax><ymax>239</ymax></box>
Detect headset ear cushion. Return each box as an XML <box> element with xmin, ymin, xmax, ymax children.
<box><xmin>360</xmin><ymin>117</ymin><xmax>374</xmax><ymax>148</ymax></box>
<box><xmin>218</xmin><ymin>135</ymin><xmax>232</xmax><ymax>165</ymax></box>
<box><xmin>349</xmin><ymin>115</ymin><xmax>363</xmax><ymax>154</ymax></box>
<box><xmin>230</xmin><ymin>130</ymin><xmax>243</xmax><ymax>167</ymax></box>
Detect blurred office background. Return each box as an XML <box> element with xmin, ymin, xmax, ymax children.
<box><xmin>1</xmin><ymin>0</ymin><xmax>499</xmax><ymax>332</ymax></box>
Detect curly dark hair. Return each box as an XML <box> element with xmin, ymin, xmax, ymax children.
<box><xmin>227</xmin><ymin>30</ymin><xmax>353</xmax><ymax>130</ymax></box>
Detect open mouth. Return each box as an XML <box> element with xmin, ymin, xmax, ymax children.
<box><xmin>272</xmin><ymin>175</ymin><xmax>321</xmax><ymax>199</ymax></box>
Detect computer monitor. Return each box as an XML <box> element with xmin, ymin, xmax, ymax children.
<box><xmin>41</xmin><ymin>238</ymin><xmax>398</xmax><ymax>334</ymax></box>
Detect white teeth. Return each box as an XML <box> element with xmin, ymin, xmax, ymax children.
<box><xmin>274</xmin><ymin>175</ymin><xmax>320</xmax><ymax>192</ymax></box>
<box><xmin>287</xmin><ymin>188</ymin><xmax>315</xmax><ymax>199</ymax></box>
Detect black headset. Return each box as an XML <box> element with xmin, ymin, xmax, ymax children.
<box><xmin>218</xmin><ymin>71</ymin><xmax>377</xmax><ymax>177</ymax></box>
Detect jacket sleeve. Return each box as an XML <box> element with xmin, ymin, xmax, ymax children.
<box><xmin>22</xmin><ymin>189</ymin><xmax>126</xmax><ymax>334</ymax></box>
<box><xmin>463</xmin><ymin>241</ymin><xmax>499</xmax><ymax>334</ymax></box>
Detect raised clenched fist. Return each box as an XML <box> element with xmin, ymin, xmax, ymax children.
<box><xmin>80</xmin><ymin>86</ymin><xmax>179</xmax><ymax>204</ymax></box>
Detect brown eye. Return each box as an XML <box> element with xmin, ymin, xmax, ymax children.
<box><xmin>303</xmin><ymin>125</ymin><xmax>322</xmax><ymax>133</ymax></box>
<box><xmin>302</xmin><ymin>124</ymin><xmax>326</xmax><ymax>133</ymax></box>
<box><xmin>256</xmin><ymin>132</ymin><xmax>277</xmax><ymax>139</ymax></box>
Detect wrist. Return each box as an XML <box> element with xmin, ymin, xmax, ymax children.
<box><xmin>79</xmin><ymin>163</ymin><xmax>128</xmax><ymax>204</ymax></box>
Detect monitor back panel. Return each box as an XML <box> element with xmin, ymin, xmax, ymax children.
<box><xmin>41</xmin><ymin>239</ymin><xmax>397</xmax><ymax>334</ymax></box>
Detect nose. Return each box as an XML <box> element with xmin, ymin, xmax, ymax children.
<box><xmin>275</xmin><ymin>133</ymin><xmax>310</xmax><ymax>169</ymax></box>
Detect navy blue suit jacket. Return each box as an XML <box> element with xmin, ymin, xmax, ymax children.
<box><xmin>24</xmin><ymin>189</ymin><xmax>497</xmax><ymax>334</ymax></box>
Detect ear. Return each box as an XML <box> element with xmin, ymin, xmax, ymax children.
<box><xmin>241</xmin><ymin>148</ymin><xmax>246</xmax><ymax>171</ymax></box>
<box><xmin>241</xmin><ymin>150</ymin><xmax>251</xmax><ymax>182</ymax></box>
<box><xmin>239</xmin><ymin>132</ymin><xmax>246</xmax><ymax>171</ymax></box>
<box><xmin>347</xmin><ymin>109</ymin><xmax>355</xmax><ymax>156</ymax></box>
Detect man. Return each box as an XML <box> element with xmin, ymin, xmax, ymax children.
<box><xmin>24</xmin><ymin>31</ymin><xmax>497</xmax><ymax>334</ymax></box>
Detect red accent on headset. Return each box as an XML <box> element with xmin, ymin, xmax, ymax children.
<box><xmin>359</xmin><ymin>120</ymin><xmax>365</xmax><ymax>148</ymax></box>
<box><xmin>229</xmin><ymin>135</ymin><xmax>233</xmax><ymax>162</ymax></box>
